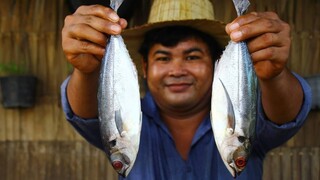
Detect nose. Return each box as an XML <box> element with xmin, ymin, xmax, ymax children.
<box><xmin>168</xmin><ymin>59</ymin><xmax>187</xmax><ymax>76</ymax></box>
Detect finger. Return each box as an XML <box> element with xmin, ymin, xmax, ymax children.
<box><xmin>226</xmin><ymin>12</ymin><xmax>260</xmax><ymax>34</ymax></box>
<box><xmin>64</xmin><ymin>22</ymin><xmax>109</xmax><ymax>48</ymax></box>
<box><xmin>231</xmin><ymin>19</ymin><xmax>283</xmax><ymax>42</ymax></box>
<box><xmin>247</xmin><ymin>32</ymin><xmax>288</xmax><ymax>53</ymax></box>
<box><xmin>62</xmin><ymin>37</ymin><xmax>105</xmax><ymax>58</ymax></box>
<box><xmin>254</xmin><ymin>12</ymin><xmax>282</xmax><ymax>21</ymax></box>
<box><xmin>227</xmin><ymin>12</ymin><xmax>286</xmax><ymax>42</ymax></box>
<box><xmin>65</xmin><ymin>14</ymin><xmax>123</xmax><ymax>36</ymax></box>
<box><xmin>75</xmin><ymin>5</ymin><xmax>120</xmax><ymax>23</ymax></box>
<box><xmin>251</xmin><ymin>46</ymin><xmax>289</xmax><ymax>66</ymax></box>
<box><xmin>119</xmin><ymin>18</ymin><xmax>128</xmax><ymax>29</ymax></box>
<box><xmin>226</xmin><ymin>12</ymin><xmax>280</xmax><ymax>34</ymax></box>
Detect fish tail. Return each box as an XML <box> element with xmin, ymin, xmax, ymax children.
<box><xmin>110</xmin><ymin>0</ymin><xmax>124</xmax><ymax>11</ymax></box>
<box><xmin>232</xmin><ymin>0</ymin><xmax>250</xmax><ymax>16</ymax></box>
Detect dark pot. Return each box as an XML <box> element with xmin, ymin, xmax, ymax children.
<box><xmin>0</xmin><ymin>76</ymin><xmax>37</xmax><ymax>108</ymax></box>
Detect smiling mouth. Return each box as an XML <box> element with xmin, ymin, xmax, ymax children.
<box><xmin>166</xmin><ymin>83</ymin><xmax>191</xmax><ymax>92</ymax></box>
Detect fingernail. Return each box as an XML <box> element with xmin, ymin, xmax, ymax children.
<box><xmin>228</xmin><ymin>23</ymin><xmax>239</xmax><ymax>31</ymax></box>
<box><xmin>231</xmin><ymin>31</ymin><xmax>242</xmax><ymax>40</ymax></box>
<box><xmin>111</xmin><ymin>25</ymin><xmax>121</xmax><ymax>33</ymax></box>
<box><xmin>109</xmin><ymin>13</ymin><xmax>119</xmax><ymax>22</ymax></box>
<box><xmin>250</xmin><ymin>12</ymin><xmax>258</xmax><ymax>16</ymax></box>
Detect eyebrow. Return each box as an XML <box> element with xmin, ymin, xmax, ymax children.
<box><xmin>153</xmin><ymin>50</ymin><xmax>171</xmax><ymax>56</ymax></box>
<box><xmin>183</xmin><ymin>47</ymin><xmax>204</xmax><ymax>54</ymax></box>
<box><xmin>153</xmin><ymin>47</ymin><xmax>204</xmax><ymax>56</ymax></box>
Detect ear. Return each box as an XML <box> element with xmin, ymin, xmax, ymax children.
<box><xmin>142</xmin><ymin>59</ymin><xmax>147</xmax><ymax>78</ymax></box>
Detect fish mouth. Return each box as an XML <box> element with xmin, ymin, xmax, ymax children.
<box><xmin>227</xmin><ymin>157</ymin><xmax>246</xmax><ymax>178</ymax></box>
<box><xmin>227</xmin><ymin>145</ymin><xmax>249</xmax><ymax>177</ymax></box>
<box><xmin>231</xmin><ymin>156</ymin><xmax>247</xmax><ymax>176</ymax></box>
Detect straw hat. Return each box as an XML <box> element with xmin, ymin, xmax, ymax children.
<box><xmin>122</xmin><ymin>0</ymin><xmax>229</xmax><ymax>76</ymax></box>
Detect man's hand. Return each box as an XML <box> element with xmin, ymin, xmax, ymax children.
<box><xmin>62</xmin><ymin>5</ymin><xmax>127</xmax><ymax>74</ymax></box>
<box><xmin>226</xmin><ymin>12</ymin><xmax>291</xmax><ymax>81</ymax></box>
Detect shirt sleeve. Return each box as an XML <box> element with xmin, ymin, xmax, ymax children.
<box><xmin>60</xmin><ymin>77</ymin><xmax>104</xmax><ymax>150</ymax></box>
<box><xmin>254</xmin><ymin>72</ymin><xmax>312</xmax><ymax>153</ymax></box>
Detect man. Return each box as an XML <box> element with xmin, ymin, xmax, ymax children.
<box><xmin>61</xmin><ymin>0</ymin><xmax>311</xmax><ymax>179</ymax></box>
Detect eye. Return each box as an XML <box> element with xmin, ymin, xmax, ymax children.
<box><xmin>156</xmin><ymin>56</ymin><xmax>170</xmax><ymax>61</ymax></box>
<box><xmin>186</xmin><ymin>55</ymin><xmax>200</xmax><ymax>60</ymax></box>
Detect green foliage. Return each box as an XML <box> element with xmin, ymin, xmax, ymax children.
<box><xmin>0</xmin><ymin>62</ymin><xmax>27</xmax><ymax>75</ymax></box>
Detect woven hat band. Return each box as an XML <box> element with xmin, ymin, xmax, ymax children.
<box><xmin>148</xmin><ymin>0</ymin><xmax>215</xmax><ymax>23</ymax></box>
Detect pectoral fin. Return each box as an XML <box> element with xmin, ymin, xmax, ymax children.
<box><xmin>115</xmin><ymin>110</ymin><xmax>123</xmax><ymax>135</ymax></box>
<box><xmin>219</xmin><ymin>78</ymin><xmax>235</xmax><ymax>133</ymax></box>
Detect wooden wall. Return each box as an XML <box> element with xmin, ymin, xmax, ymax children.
<box><xmin>0</xmin><ymin>0</ymin><xmax>319</xmax><ymax>179</ymax></box>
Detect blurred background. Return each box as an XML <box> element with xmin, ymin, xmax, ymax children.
<box><xmin>0</xmin><ymin>0</ymin><xmax>319</xmax><ymax>179</ymax></box>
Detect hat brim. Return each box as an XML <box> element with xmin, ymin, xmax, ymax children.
<box><xmin>121</xmin><ymin>19</ymin><xmax>230</xmax><ymax>90</ymax></box>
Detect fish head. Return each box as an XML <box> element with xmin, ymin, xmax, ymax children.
<box><xmin>106</xmin><ymin>133</ymin><xmax>139</xmax><ymax>177</ymax></box>
<box><xmin>110</xmin><ymin>151</ymin><xmax>131</xmax><ymax>176</ymax></box>
<box><xmin>226</xmin><ymin>136</ymin><xmax>251</xmax><ymax>177</ymax></box>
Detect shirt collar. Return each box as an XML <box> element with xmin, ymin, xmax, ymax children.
<box><xmin>141</xmin><ymin>91</ymin><xmax>158</xmax><ymax>117</ymax></box>
<box><xmin>141</xmin><ymin>92</ymin><xmax>213</xmax><ymax>145</ymax></box>
<box><xmin>141</xmin><ymin>92</ymin><xmax>172</xmax><ymax>137</ymax></box>
<box><xmin>191</xmin><ymin>114</ymin><xmax>212</xmax><ymax>146</ymax></box>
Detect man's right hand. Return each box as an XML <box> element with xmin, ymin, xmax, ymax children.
<box><xmin>61</xmin><ymin>5</ymin><xmax>128</xmax><ymax>74</ymax></box>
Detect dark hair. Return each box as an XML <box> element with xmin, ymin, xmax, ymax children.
<box><xmin>138</xmin><ymin>26</ymin><xmax>223</xmax><ymax>62</ymax></box>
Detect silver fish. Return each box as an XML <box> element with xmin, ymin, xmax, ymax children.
<box><xmin>210</xmin><ymin>0</ymin><xmax>257</xmax><ymax>177</ymax></box>
<box><xmin>97</xmin><ymin>0</ymin><xmax>141</xmax><ymax>177</ymax></box>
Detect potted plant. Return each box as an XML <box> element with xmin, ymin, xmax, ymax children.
<box><xmin>0</xmin><ymin>62</ymin><xmax>37</xmax><ymax>108</ymax></box>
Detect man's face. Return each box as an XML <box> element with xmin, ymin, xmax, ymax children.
<box><xmin>143</xmin><ymin>38</ymin><xmax>214</xmax><ymax>113</ymax></box>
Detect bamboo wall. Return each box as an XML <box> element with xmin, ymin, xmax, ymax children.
<box><xmin>0</xmin><ymin>0</ymin><xmax>81</xmax><ymax>141</ymax></box>
<box><xmin>0</xmin><ymin>0</ymin><xmax>319</xmax><ymax>179</ymax></box>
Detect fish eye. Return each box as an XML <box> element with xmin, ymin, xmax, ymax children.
<box><xmin>109</xmin><ymin>139</ymin><xmax>117</xmax><ymax>147</ymax></box>
<box><xmin>238</xmin><ymin>136</ymin><xmax>246</xmax><ymax>143</ymax></box>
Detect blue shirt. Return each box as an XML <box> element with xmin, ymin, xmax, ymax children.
<box><xmin>61</xmin><ymin>73</ymin><xmax>312</xmax><ymax>180</ymax></box>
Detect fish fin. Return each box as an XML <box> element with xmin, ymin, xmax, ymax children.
<box><xmin>115</xmin><ymin>110</ymin><xmax>124</xmax><ymax>136</ymax></box>
<box><xmin>218</xmin><ymin>78</ymin><xmax>236</xmax><ymax>133</ymax></box>
<box><xmin>214</xmin><ymin>59</ymin><xmax>220</xmax><ymax>72</ymax></box>
<box><xmin>140</xmin><ymin>111</ymin><xmax>143</xmax><ymax>123</ymax></box>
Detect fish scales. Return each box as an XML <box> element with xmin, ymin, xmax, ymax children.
<box><xmin>210</xmin><ymin>0</ymin><xmax>257</xmax><ymax>177</ymax></box>
<box><xmin>98</xmin><ymin>0</ymin><xmax>141</xmax><ymax>177</ymax></box>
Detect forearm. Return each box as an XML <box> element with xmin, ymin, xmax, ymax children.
<box><xmin>67</xmin><ymin>68</ymin><xmax>99</xmax><ymax>119</ymax></box>
<box><xmin>259</xmin><ymin>68</ymin><xmax>303</xmax><ymax>125</ymax></box>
